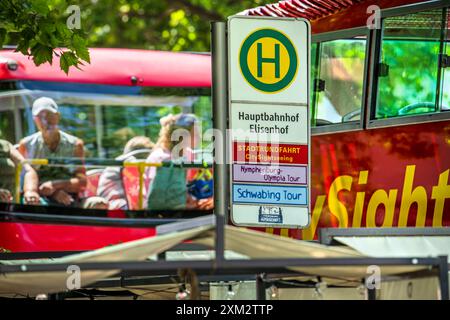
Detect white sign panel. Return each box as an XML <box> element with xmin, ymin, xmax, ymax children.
<box><xmin>233</xmin><ymin>164</ymin><xmax>307</xmax><ymax>185</ymax></box>
<box><xmin>231</xmin><ymin>103</ymin><xmax>308</xmax><ymax>144</ymax></box>
<box><xmin>228</xmin><ymin>16</ymin><xmax>311</xmax><ymax>229</ymax></box>
<box><xmin>232</xmin><ymin>204</ymin><xmax>309</xmax><ymax>227</ymax></box>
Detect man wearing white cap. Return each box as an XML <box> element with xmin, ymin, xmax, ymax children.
<box><xmin>18</xmin><ymin>97</ymin><xmax>86</xmax><ymax>206</ymax></box>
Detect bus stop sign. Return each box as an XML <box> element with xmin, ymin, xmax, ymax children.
<box><xmin>239</xmin><ymin>28</ymin><xmax>298</xmax><ymax>93</ymax></box>
<box><xmin>228</xmin><ymin>16</ymin><xmax>311</xmax><ymax>228</ymax></box>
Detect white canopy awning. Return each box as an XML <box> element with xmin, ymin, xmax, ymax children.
<box><xmin>335</xmin><ymin>236</ymin><xmax>450</xmax><ymax>263</ymax></box>
<box><xmin>0</xmin><ymin>224</ymin><xmax>212</xmax><ymax>296</ymax></box>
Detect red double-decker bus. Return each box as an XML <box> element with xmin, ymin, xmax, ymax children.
<box><xmin>0</xmin><ymin>0</ymin><xmax>449</xmax><ymax>252</ymax></box>
<box><xmin>245</xmin><ymin>0</ymin><xmax>450</xmax><ymax>239</ymax></box>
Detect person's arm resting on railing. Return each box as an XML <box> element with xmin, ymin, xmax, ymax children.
<box><xmin>38</xmin><ymin>139</ymin><xmax>87</xmax><ymax>204</ymax></box>
<box><xmin>9</xmin><ymin>146</ymin><xmax>40</xmax><ymax>205</ymax></box>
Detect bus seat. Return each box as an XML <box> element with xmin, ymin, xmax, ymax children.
<box><xmin>122</xmin><ymin>165</ymin><xmax>141</xmax><ymax>210</ymax></box>
<box><xmin>119</xmin><ymin>148</ymin><xmax>152</xmax><ymax>210</ymax></box>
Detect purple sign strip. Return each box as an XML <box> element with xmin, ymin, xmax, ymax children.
<box><xmin>233</xmin><ymin>164</ymin><xmax>307</xmax><ymax>185</ymax></box>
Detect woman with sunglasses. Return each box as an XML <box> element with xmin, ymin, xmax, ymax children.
<box><xmin>145</xmin><ymin>113</ymin><xmax>213</xmax><ymax>211</ymax></box>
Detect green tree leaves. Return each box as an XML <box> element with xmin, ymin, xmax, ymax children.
<box><xmin>30</xmin><ymin>43</ymin><xmax>53</xmax><ymax>66</ymax></box>
<box><xmin>0</xmin><ymin>0</ymin><xmax>90</xmax><ymax>74</ymax></box>
<box><xmin>60</xmin><ymin>51</ymin><xmax>78</xmax><ymax>74</ymax></box>
<box><xmin>72</xmin><ymin>34</ymin><xmax>90</xmax><ymax>63</ymax></box>
<box><xmin>30</xmin><ymin>0</ymin><xmax>51</xmax><ymax>15</ymax></box>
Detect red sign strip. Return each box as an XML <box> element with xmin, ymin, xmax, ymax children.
<box><xmin>233</xmin><ymin>141</ymin><xmax>308</xmax><ymax>165</ymax></box>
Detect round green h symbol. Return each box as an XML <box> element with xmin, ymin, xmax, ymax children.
<box><xmin>239</xmin><ymin>29</ymin><xmax>298</xmax><ymax>93</ymax></box>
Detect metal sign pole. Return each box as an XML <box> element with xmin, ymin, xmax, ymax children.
<box><xmin>438</xmin><ymin>255</ymin><xmax>449</xmax><ymax>300</ymax></box>
<box><xmin>211</xmin><ymin>21</ymin><xmax>229</xmax><ymax>264</ymax></box>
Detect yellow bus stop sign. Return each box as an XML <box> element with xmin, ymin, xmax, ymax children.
<box><xmin>239</xmin><ymin>28</ymin><xmax>298</xmax><ymax>93</ymax></box>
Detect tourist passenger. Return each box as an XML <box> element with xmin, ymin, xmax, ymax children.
<box><xmin>18</xmin><ymin>97</ymin><xmax>86</xmax><ymax>206</ymax></box>
<box><xmin>145</xmin><ymin>113</ymin><xmax>213</xmax><ymax>210</ymax></box>
<box><xmin>97</xmin><ymin>136</ymin><xmax>154</xmax><ymax>210</ymax></box>
<box><xmin>0</xmin><ymin>139</ymin><xmax>40</xmax><ymax>204</ymax></box>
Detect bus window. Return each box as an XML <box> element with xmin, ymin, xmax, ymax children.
<box><xmin>100</xmin><ymin>95</ymin><xmax>211</xmax><ymax>159</ymax></box>
<box><xmin>310</xmin><ymin>42</ymin><xmax>318</xmax><ymax>124</ymax></box>
<box><xmin>6</xmin><ymin>84</ymin><xmax>211</xmax><ymax>159</ymax></box>
<box><xmin>58</xmin><ymin>104</ymin><xmax>98</xmax><ymax>158</ymax></box>
<box><xmin>312</xmin><ymin>36</ymin><xmax>366</xmax><ymax>126</ymax></box>
<box><xmin>375</xmin><ymin>10</ymin><xmax>444</xmax><ymax>118</ymax></box>
<box><xmin>0</xmin><ymin>110</ymin><xmax>15</xmax><ymax>142</ymax></box>
<box><xmin>101</xmin><ymin>105</ymin><xmax>175</xmax><ymax>159</ymax></box>
<box><xmin>0</xmin><ymin>90</ymin><xmax>27</xmax><ymax>143</ymax></box>
<box><xmin>0</xmin><ymin>85</ymin><xmax>212</xmax><ymax>208</ymax></box>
